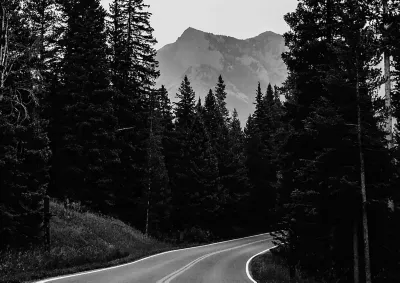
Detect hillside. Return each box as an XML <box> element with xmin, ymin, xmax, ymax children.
<box><xmin>156</xmin><ymin>27</ymin><xmax>288</xmax><ymax>123</ymax></box>
<box><xmin>0</xmin><ymin>201</ymin><xmax>172</xmax><ymax>283</ymax></box>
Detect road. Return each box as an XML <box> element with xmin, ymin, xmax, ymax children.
<box><xmin>37</xmin><ymin>233</ymin><xmax>274</xmax><ymax>283</ymax></box>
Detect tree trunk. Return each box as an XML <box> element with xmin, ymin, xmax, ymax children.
<box><xmin>353</xmin><ymin>220</ymin><xmax>360</xmax><ymax>283</ymax></box>
<box><xmin>356</xmin><ymin>57</ymin><xmax>372</xmax><ymax>283</ymax></box>
<box><xmin>0</xmin><ymin>4</ymin><xmax>9</xmax><ymax>90</ymax></box>
<box><xmin>145</xmin><ymin>143</ymin><xmax>151</xmax><ymax>236</ymax></box>
<box><xmin>383</xmin><ymin>0</ymin><xmax>392</xmax><ymax>148</ymax></box>
<box><xmin>382</xmin><ymin>0</ymin><xmax>395</xmax><ymax>213</ymax></box>
<box><xmin>43</xmin><ymin>195</ymin><xmax>51</xmax><ymax>252</ymax></box>
<box><xmin>145</xmin><ymin>94</ymin><xmax>154</xmax><ymax>236</ymax></box>
<box><xmin>145</xmin><ymin>194</ymin><xmax>150</xmax><ymax>236</ymax></box>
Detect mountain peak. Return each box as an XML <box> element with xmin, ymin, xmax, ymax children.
<box><xmin>179</xmin><ymin>27</ymin><xmax>204</xmax><ymax>40</ymax></box>
<box><xmin>157</xmin><ymin>28</ymin><xmax>287</xmax><ymax>124</ymax></box>
<box><xmin>247</xmin><ymin>30</ymin><xmax>282</xmax><ymax>40</ymax></box>
<box><xmin>184</xmin><ymin>26</ymin><xmax>201</xmax><ymax>33</ymax></box>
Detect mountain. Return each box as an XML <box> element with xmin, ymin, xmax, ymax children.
<box><xmin>155</xmin><ymin>27</ymin><xmax>288</xmax><ymax>124</ymax></box>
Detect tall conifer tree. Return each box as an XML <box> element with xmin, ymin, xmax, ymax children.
<box><xmin>214</xmin><ymin>75</ymin><xmax>229</xmax><ymax>122</ymax></box>
<box><xmin>107</xmin><ymin>0</ymin><xmax>160</xmax><ymax>227</ymax></box>
<box><xmin>54</xmin><ymin>0</ymin><xmax>120</xmax><ymax>212</ymax></box>
<box><xmin>273</xmin><ymin>1</ymin><xmax>395</xmax><ymax>281</ymax></box>
<box><xmin>0</xmin><ymin>0</ymin><xmax>51</xmax><ymax>248</ymax></box>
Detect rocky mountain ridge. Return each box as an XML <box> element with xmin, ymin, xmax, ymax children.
<box><xmin>156</xmin><ymin>27</ymin><xmax>288</xmax><ymax>124</ymax></box>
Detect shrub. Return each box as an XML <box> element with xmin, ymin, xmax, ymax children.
<box><xmin>250</xmin><ymin>251</ymin><xmax>323</xmax><ymax>283</ymax></box>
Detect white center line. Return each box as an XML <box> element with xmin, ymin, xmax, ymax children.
<box><xmin>156</xmin><ymin>237</ymin><xmax>272</xmax><ymax>283</ymax></box>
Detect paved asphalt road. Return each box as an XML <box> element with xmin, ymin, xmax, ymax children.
<box><xmin>37</xmin><ymin>233</ymin><xmax>274</xmax><ymax>283</ymax></box>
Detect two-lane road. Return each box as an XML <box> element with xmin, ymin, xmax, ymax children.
<box><xmin>37</xmin><ymin>233</ymin><xmax>274</xmax><ymax>283</ymax></box>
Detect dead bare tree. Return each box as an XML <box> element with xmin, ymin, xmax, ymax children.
<box><xmin>0</xmin><ymin>2</ymin><xmax>42</xmax><ymax>124</ymax></box>
<box><xmin>0</xmin><ymin>2</ymin><xmax>10</xmax><ymax>90</ymax></box>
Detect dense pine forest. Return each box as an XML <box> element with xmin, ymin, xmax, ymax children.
<box><xmin>0</xmin><ymin>0</ymin><xmax>400</xmax><ymax>282</ymax></box>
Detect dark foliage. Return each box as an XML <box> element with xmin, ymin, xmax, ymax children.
<box><xmin>1</xmin><ymin>2</ymin><xmax>399</xmax><ymax>283</ymax></box>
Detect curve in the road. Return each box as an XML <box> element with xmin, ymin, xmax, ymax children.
<box><xmin>36</xmin><ymin>233</ymin><xmax>270</xmax><ymax>283</ymax></box>
<box><xmin>156</xmin><ymin>238</ymin><xmax>269</xmax><ymax>283</ymax></box>
<box><xmin>245</xmin><ymin>245</ymin><xmax>277</xmax><ymax>283</ymax></box>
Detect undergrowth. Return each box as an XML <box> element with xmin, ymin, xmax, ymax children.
<box><xmin>250</xmin><ymin>250</ymin><xmax>323</xmax><ymax>283</ymax></box>
<box><xmin>0</xmin><ymin>201</ymin><xmax>172</xmax><ymax>283</ymax></box>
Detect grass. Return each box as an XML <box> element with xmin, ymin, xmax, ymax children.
<box><xmin>250</xmin><ymin>250</ymin><xmax>321</xmax><ymax>283</ymax></box>
<box><xmin>0</xmin><ymin>201</ymin><xmax>175</xmax><ymax>283</ymax></box>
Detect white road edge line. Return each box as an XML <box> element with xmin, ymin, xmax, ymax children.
<box><xmin>157</xmin><ymin>238</ymin><xmax>272</xmax><ymax>283</ymax></box>
<box><xmin>245</xmin><ymin>244</ymin><xmax>278</xmax><ymax>283</ymax></box>
<box><xmin>35</xmin><ymin>232</ymin><xmax>270</xmax><ymax>283</ymax></box>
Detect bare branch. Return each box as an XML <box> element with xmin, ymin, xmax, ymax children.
<box><xmin>116</xmin><ymin>127</ymin><xmax>135</xmax><ymax>132</ymax></box>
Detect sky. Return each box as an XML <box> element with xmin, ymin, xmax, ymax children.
<box><xmin>100</xmin><ymin>0</ymin><xmax>298</xmax><ymax>50</ymax></box>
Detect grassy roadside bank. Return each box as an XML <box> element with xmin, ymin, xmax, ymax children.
<box><xmin>1</xmin><ymin>200</ymin><xmax>263</xmax><ymax>283</ymax></box>
<box><xmin>0</xmin><ymin>201</ymin><xmax>176</xmax><ymax>283</ymax></box>
<box><xmin>249</xmin><ymin>250</ymin><xmax>321</xmax><ymax>283</ymax></box>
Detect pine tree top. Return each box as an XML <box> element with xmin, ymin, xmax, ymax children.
<box><xmin>255</xmin><ymin>82</ymin><xmax>263</xmax><ymax>106</ymax></box>
<box><xmin>174</xmin><ymin>75</ymin><xmax>196</xmax><ymax>129</ymax></box>
<box><xmin>266</xmin><ymin>83</ymin><xmax>274</xmax><ymax>104</ymax></box>
<box><xmin>214</xmin><ymin>75</ymin><xmax>229</xmax><ymax>120</ymax></box>
<box><xmin>196</xmin><ymin>96</ymin><xmax>203</xmax><ymax>114</ymax></box>
<box><xmin>205</xmin><ymin>89</ymin><xmax>216</xmax><ymax>109</ymax></box>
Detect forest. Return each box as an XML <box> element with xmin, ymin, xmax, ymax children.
<box><xmin>0</xmin><ymin>0</ymin><xmax>399</xmax><ymax>282</ymax></box>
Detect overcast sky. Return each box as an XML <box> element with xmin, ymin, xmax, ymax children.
<box><xmin>100</xmin><ymin>0</ymin><xmax>298</xmax><ymax>50</ymax></box>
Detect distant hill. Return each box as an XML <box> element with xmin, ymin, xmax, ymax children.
<box><xmin>156</xmin><ymin>27</ymin><xmax>288</xmax><ymax>124</ymax></box>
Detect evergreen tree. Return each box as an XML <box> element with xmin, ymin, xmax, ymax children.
<box><xmin>272</xmin><ymin>1</ymin><xmax>395</xmax><ymax>282</ymax></box>
<box><xmin>203</xmin><ymin>89</ymin><xmax>220</xmax><ymax>144</ymax></box>
<box><xmin>379</xmin><ymin>2</ymin><xmax>400</xmax><ymax>280</ymax></box>
<box><xmin>172</xmin><ymin>76</ymin><xmax>222</xmax><ymax>239</ymax></box>
<box><xmin>144</xmin><ymin>88</ymin><xmax>169</xmax><ymax>236</ymax></box>
<box><xmin>274</xmin><ymin>85</ymin><xmax>280</xmax><ymax>103</ymax></box>
<box><xmin>185</xmin><ymin>108</ymin><xmax>220</xmax><ymax>234</ymax></box>
<box><xmin>174</xmin><ymin>75</ymin><xmax>196</xmax><ymax>131</ymax></box>
<box><xmin>253</xmin><ymin>82</ymin><xmax>264</xmax><ymax>125</ymax></box>
<box><xmin>157</xmin><ymin>85</ymin><xmax>174</xmax><ymax>182</ymax></box>
<box><xmin>211</xmin><ymin>78</ymin><xmax>233</xmax><ymax>226</ymax></box>
<box><xmin>148</xmin><ymin>85</ymin><xmax>174</xmax><ymax>236</ymax></box>
<box><xmin>23</xmin><ymin>0</ymin><xmax>62</xmax><ymax>79</ymax></box>
<box><xmin>53</xmin><ymin>0</ymin><xmax>120</xmax><ymax>213</ymax></box>
<box><xmin>107</xmin><ymin>0</ymin><xmax>160</xmax><ymax>228</ymax></box>
<box><xmin>265</xmin><ymin>83</ymin><xmax>274</xmax><ymax>105</ymax></box>
<box><xmin>214</xmin><ymin>75</ymin><xmax>230</xmax><ymax>122</ymax></box>
<box><xmin>108</xmin><ymin>0</ymin><xmax>159</xmax><ymax>94</ymax></box>
<box><xmin>0</xmin><ymin>0</ymin><xmax>51</xmax><ymax>249</ymax></box>
<box><xmin>171</xmin><ymin>75</ymin><xmax>196</xmax><ymax>235</ymax></box>
<box><xmin>271</xmin><ymin>1</ymin><xmax>346</xmax><ymax>278</ymax></box>
<box><xmin>195</xmin><ymin>96</ymin><xmax>204</xmax><ymax>116</ymax></box>
<box><xmin>245</xmin><ymin>81</ymin><xmax>283</xmax><ymax>233</ymax></box>
<box><xmin>158</xmin><ymin>85</ymin><xmax>174</xmax><ymax>127</ymax></box>
<box><xmin>220</xmin><ymin>109</ymin><xmax>251</xmax><ymax>236</ymax></box>
<box><xmin>158</xmin><ymin>85</ymin><xmax>175</xmax><ymax>172</ymax></box>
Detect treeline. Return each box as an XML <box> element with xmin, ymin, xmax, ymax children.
<box><xmin>1</xmin><ymin>0</ymin><xmax>400</xmax><ymax>281</ymax></box>
<box><xmin>0</xmin><ymin>0</ymin><xmax>280</xmax><ymax>249</ymax></box>
<box><xmin>270</xmin><ymin>1</ymin><xmax>400</xmax><ymax>283</ymax></box>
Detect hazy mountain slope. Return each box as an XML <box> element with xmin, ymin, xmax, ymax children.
<box><xmin>156</xmin><ymin>27</ymin><xmax>288</xmax><ymax>123</ymax></box>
